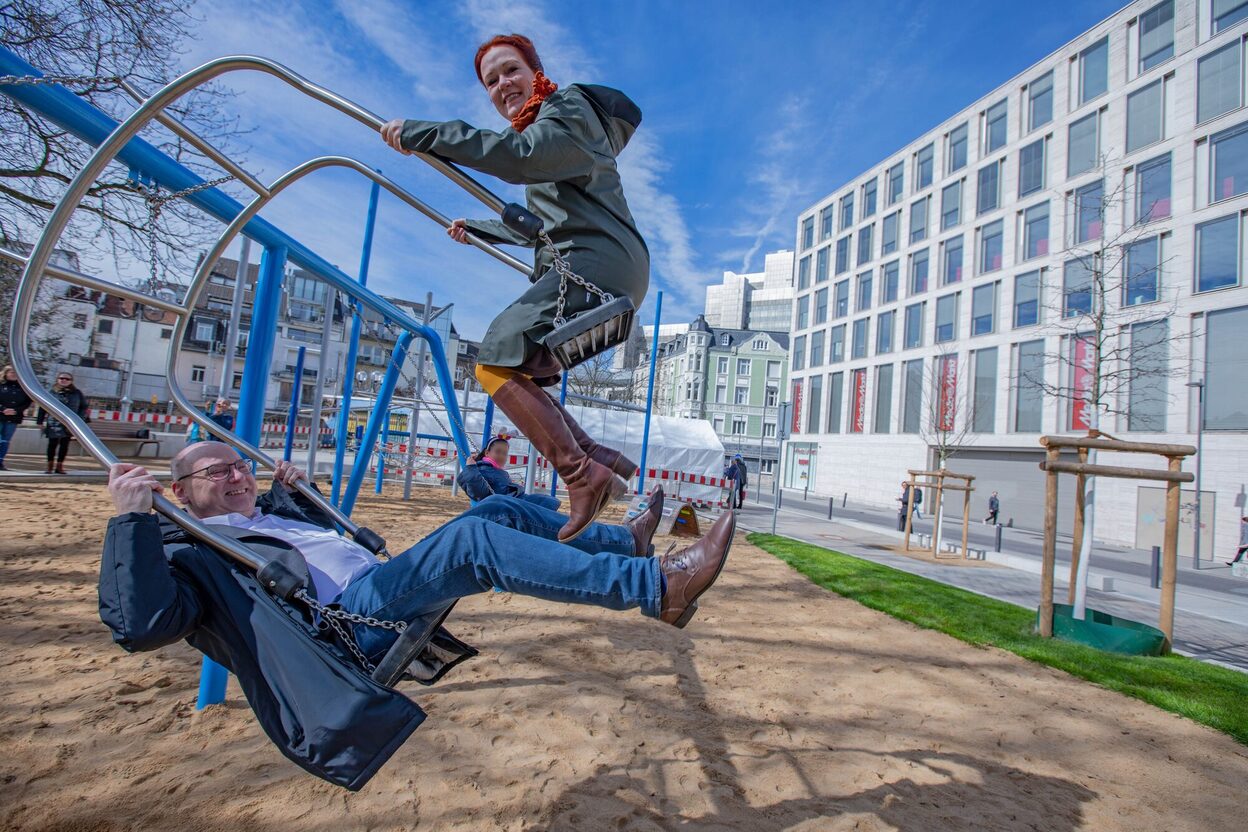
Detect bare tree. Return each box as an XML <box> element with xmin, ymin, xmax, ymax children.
<box><xmin>567</xmin><ymin>348</ymin><xmax>632</xmax><ymax>403</ymax></box>
<box><xmin>1019</xmin><ymin>155</ymin><xmax>1190</xmax><ymax>617</ymax></box>
<box><xmin>915</xmin><ymin>345</ymin><xmax>979</xmax><ymax>553</ymax></box>
<box><xmin>0</xmin><ymin>235</ymin><xmax>61</xmax><ymax>372</ymax></box>
<box><xmin>1</xmin><ymin>0</ymin><xmax>246</xmax><ymax>281</ymax></box>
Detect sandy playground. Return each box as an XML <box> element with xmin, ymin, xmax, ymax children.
<box><xmin>1</xmin><ymin>471</ymin><xmax>1246</xmax><ymax>831</ymax></box>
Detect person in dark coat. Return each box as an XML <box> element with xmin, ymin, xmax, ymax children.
<box><xmin>457</xmin><ymin>433</ymin><xmax>560</xmax><ymax>508</ymax></box>
<box><xmin>36</xmin><ymin>370</ymin><xmax>89</xmax><ymax>474</ymax></box>
<box><xmin>983</xmin><ymin>491</ymin><xmax>1000</xmax><ymax>525</ymax></box>
<box><xmin>0</xmin><ymin>364</ymin><xmax>33</xmax><ymax>470</ymax></box>
<box><xmin>381</xmin><ymin>33</ymin><xmax>649</xmax><ymax>544</ymax></box>
<box><xmin>723</xmin><ymin>455</ymin><xmax>748</xmax><ymax>509</ymax></box>
<box><xmin>207</xmin><ymin>397</ymin><xmax>235</xmax><ymax>439</ymax></box>
<box><xmin>102</xmin><ymin>443</ymin><xmax>734</xmax><ymax>786</ymax></box>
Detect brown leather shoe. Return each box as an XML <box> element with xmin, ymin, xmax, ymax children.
<box><xmin>626</xmin><ymin>487</ymin><xmax>665</xmax><ymax>556</ymax></box>
<box><xmin>659</xmin><ymin>509</ymin><xmax>735</xmax><ymax>628</ymax></box>
<box><xmin>491</xmin><ymin>375</ymin><xmax>624</xmax><ymax>542</ymax></box>
<box><xmin>551</xmin><ymin>396</ymin><xmax>638</xmax><ymax>480</ymax></box>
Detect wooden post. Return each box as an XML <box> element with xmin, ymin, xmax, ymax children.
<box><xmin>1040</xmin><ymin>447</ymin><xmax>1060</xmax><ymax>638</ymax></box>
<box><xmin>903</xmin><ymin>473</ymin><xmax>916</xmax><ymax>551</ymax></box>
<box><xmin>1068</xmin><ymin>447</ymin><xmax>1088</xmax><ymax>604</ymax></box>
<box><xmin>961</xmin><ymin>483</ymin><xmax>971</xmax><ymax>559</ymax></box>
<box><xmin>1159</xmin><ymin>456</ymin><xmax>1182</xmax><ymax>651</ymax></box>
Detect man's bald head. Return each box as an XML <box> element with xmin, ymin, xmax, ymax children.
<box><xmin>170</xmin><ymin>442</ymin><xmax>241</xmax><ymax>481</ymax></box>
<box><xmin>170</xmin><ymin>443</ymin><xmax>257</xmax><ymax>519</ymax></box>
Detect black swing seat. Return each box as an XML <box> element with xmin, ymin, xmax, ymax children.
<box><xmin>543</xmin><ymin>295</ymin><xmax>636</xmax><ymax>371</ymax></box>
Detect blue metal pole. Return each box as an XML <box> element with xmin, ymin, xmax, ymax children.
<box><xmin>196</xmin><ymin>242</ymin><xmax>286</xmax><ymax>709</ymax></box>
<box><xmin>482</xmin><ymin>397</ymin><xmax>495</xmax><ymax>448</ymax></box>
<box><xmin>375</xmin><ymin>405</ymin><xmax>390</xmax><ymax>494</ymax></box>
<box><xmin>341</xmin><ymin>332</ymin><xmax>414</xmax><ymax>516</ymax></box>
<box><xmin>549</xmin><ymin>372</ymin><xmax>569</xmax><ymax>497</ymax></box>
<box><xmin>638</xmin><ymin>291</ymin><xmax>663</xmax><ymax>495</ymax></box>
<box><xmin>331</xmin><ymin>180</ymin><xmax>380</xmax><ymax>505</ymax></box>
<box><xmin>282</xmin><ymin>346</ymin><xmax>306</xmax><ymax>462</ymax></box>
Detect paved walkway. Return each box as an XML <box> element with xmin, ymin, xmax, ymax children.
<box><xmin>737</xmin><ymin>488</ymin><xmax>1248</xmax><ymax>673</ymax></box>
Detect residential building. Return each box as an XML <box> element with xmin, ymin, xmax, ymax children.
<box><xmin>787</xmin><ymin>0</ymin><xmax>1248</xmax><ymax>556</ymax></box>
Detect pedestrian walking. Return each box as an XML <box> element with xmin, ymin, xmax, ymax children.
<box><xmin>36</xmin><ymin>371</ymin><xmax>89</xmax><ymax>474</ymax></box>
<box><xmin>0</xmin><ymin>364</ymin><xmax>33</xmax><ymax>470</ymax></box>
<box><xmin>983</xmin><ymin>491</ymin><xmax>1000</xmax><ymax>525</ymax></box>
<box><xmin>898</xmin><ymin>481</ymin><xmax>923</xmax><ymax>524</ymax></box>
<box><xmin>1229</xmin><ymin>514</ymin><xmax>1248</xmax><ymax>566</ymax></box>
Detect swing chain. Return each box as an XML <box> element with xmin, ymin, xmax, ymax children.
<box><xmin>0</xmin><ymin>74</ymin><xmax>126</xmax><ymax>88</ymax></box>
<box><xmin>538</xmin><ymin>229</ymin><xmax>613</xmax><ymax>327</ymax></box>
<box><xmin>294</xmin><ymin>588</ymin><xmax>407</xmax><ymax>674</ymax></box>
<box><xmin>127</xmin><ymin>176</ymin><xmax>235</xmax><ymax>288</ymax></box>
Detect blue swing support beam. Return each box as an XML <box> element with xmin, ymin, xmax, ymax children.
<box><xmin>0</xmin><ymin>49</ymin><xmax>542</xmax><ymax>704</ymax></box>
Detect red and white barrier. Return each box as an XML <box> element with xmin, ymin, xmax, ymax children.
<box><xmin>89</xmin><ymin>408</ymin><xmax>191</xmax><ymax>426</ymax></box>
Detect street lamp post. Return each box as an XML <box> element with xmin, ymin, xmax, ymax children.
<box><xmin>1186</xmin><ymin>379</ymin><xmax>1205</xmax><ymax>569</ymax></box>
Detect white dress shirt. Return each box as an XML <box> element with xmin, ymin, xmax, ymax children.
<box><xmin>202</xmin><ymin>509</ymin><xmax>378</xmax><ymax>603</ymax></box>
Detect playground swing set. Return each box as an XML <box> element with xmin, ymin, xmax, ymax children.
<box><xmin>1</xmin><ymin>49</ymin><xmax>647</xmax><ymax>788</ymax></box>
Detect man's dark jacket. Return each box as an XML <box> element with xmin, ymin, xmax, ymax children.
<box><xmin>98</xmin><ymin>484</ymin><xmax>476</xmax><ymax>790</ymax></box>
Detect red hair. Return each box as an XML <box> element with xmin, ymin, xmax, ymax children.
<box><xmin>474</xmin><ymin>34</ymin><xmax>544</xmax><ymax>82</ymax></box>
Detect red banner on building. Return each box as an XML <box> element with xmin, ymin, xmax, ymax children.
<box><xmin>1070</xmin><ymin>336</ymin><xmax>1093</xmax><ymax>431</ymax></box>
<box><xmin>791</xmin><ymin>381</ymin><xmax>803</xmax><ymax>434</ymax></box>
<box><xmin>937</xmin><ymin>355</ymin><xmax>958</xmax><ymax>431</ymax></box>
<box><xmin>850</xmin><ymin>368</ymin><xmax>866</xmax><ymax>433</ymax></box>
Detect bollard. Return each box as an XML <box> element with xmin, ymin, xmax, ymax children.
<box><xmin>804</xmin><ymin>484</ymin><xmax>809</xmax><ymax>501</ymax></box>
<box><xmin>778</xmin><ymin>490</ymin><xmax>783</xmax><ymax>510</ymax></box>
<box><xmin>994</xmin><ymin>524</ymin><xmax>1003</xmax><ymax>553</ymax></box>
<box><xmin>827</xmin><ymin>496</ymin><xmax>834</xmax><ymax>519</ymax></box>
<box><xmin>842</xmin><ymin>492</ymin><xmax>847</xmax><ymax>507</ymax></box>
<box><xmin>1150</xmin><ymin>545</ymin><xmax>1161</xmax><ymax>589</ymax></box>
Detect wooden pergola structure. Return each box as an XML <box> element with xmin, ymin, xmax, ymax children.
<box><xmin>902</xmin><ymin>469</ymin><xmax>975</xmax><ymax>559</ymax></box>
<box><xmin>1037</xmin><ymin>433</ymin><xmax>1195</xmax><ymax>650</ymax></box>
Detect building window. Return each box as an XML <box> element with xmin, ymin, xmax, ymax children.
<box><xmin>815</xmin><ymin>247</ymin><xmax>829</xmax><ymax>283</ymax></box>
<box><xmin>715</xmin><ymin>384</ymin><xmax>726</xmax><ymax>403</ymax></box>
<box><xmin>763</xmin><ymin>422</ymin><xmax>777</xmax><ymax>439</ymax></box>
<box><xmin>935</xmin><ymin>293</ymin><xmax>959</xmax><ymax>343</ymax></box>
<box><xmin>1063</xmin><ymin>259</ymin><xmax>1093</xmax><ymax>317</ymax></box>
<box><xmin>835</xmin><ymin>237</ymin><xmax>850</xmax><ymax>274</ymax></box>
<box><xmin>839</xmin><ymin>192</ymin><xmax>855</xmax><ymax>231</ymax></box>
<box><xmin>1197</xmin><ymin>40</ymin><xmax>1242</xmax><ymax>125</ymax></box>
<box><xmin>766</xmin><ymin>359</ymin><xmax>781</xmax><ymax>377</ymax></box>
<box><xmin>718</xmin><ymin>357</ymin><xmax>728</xmax><ymax>374</ymax></box>
<box><xmin>1128</xmin><ymin>320</ymin><xmax>1168</xmax><ymax>431</ymax></box>
<box><xmin>1206</xmin><ymin>303</ymin><xmax>1248</xmax><ymax>429</ymax></box>
<box><xmin>851</xmin><ymin>318</ymin><xmax>870</xmax><ymax>359</ymax></box>
<box><xmin>882</xmin><ymin>260</ymin><xmax>900</xmax><ymax>304</ymax></box>
<box><xmin>1074</xmin><ymin>180</ymin><xmax>1105</xmax><ymax>243</ymax></box>
<box><xmin>1019</xmin><ymin>138</ymin><xmax>1046</xmax><ymax>197</ymax></box>
<box><xmin>808</xmin><ymin>375</ymin><xmax>823</xmax><ymax>433</ymax></box>
<box><xmin>882</xmin><ymin>211</ymin><xmax>900</xmax><ymax>255</ymax></box>
<box><xmin>713</xmin><ymin>415</ymin><xmax>724</xmax><ymax>433</ymax></box>
<box><xmin>797</xmin><ymin>255</ymin><xmax>811</xmax><ymax>290</ymax></box>
<box><xmin>1215</xmin><ymin>0</ymin><xmax>1248</xmax><ymax>32</ymax></box>
<box><xmin>910</xmin><ymin>249</ymin><xmax>930</xmax><ymax>295</ymax></box>
<box><xmin>797</xmin><ymin>295</ymin><xmax>810</xmax><ymax>329</ymax></box>
<box><xmin>902</xmin><ymin>359</ymin><xmax>924</xmax><ymax>433</ymax></box>
<box><xmin>754</xmin><ymin>338</ymin><xmax>770</xmax><ymax>351</ymax></box>
<box><xmin>1125</xmin><ymin>236</ymin><xmax>1161</xmax><ymax>306</ymax></box>
<box><xmin>916</xmin><ymin>143</ymin><xmax>934</xmax><ymax>190</ymax></box>
<box><xmin>160</xmin><ymin>328</ymin><xmax>172</xmax><ymax>339</ymax></box>
<box><xmin>1014</xmin><ymin>340</ymin><xmax>1045</xmax><ymax>432</ymax></box>
<box><xmin>737</xmin><ymin>358</ymin><xmax>751</xmax><ymax>376</ymax></box>
<box><xmin>831</xmin><ymin>280</ymin><xmax>848</xmax><ymax>318</ymax></box>
<box><xmin>1195</xmin><ymin>214</ymin><xmax>1241</xmax><ymax>292</ymax></box>
<box><xmin>1135</xmin><ymin>154</ymin><xmax>1172</xmax><ymax>222</ymax></box>
<box><xmin>801</xmin><ymin>217</ymin><xmax>815</xmax><ymax>250</ymax></box>
<box><xmin>814</xmin><ymin>288</ymin><xmax>829</xmax><ymax>325</ymax></box>
<box><xmin>1023</xmin><ymin>202</ymin><xmax>1051</xmax><ymax>260</ymax></box>
<box><xmin>1139</xmin><ymin>1</ymin><xmax>1174</xmax><ymax>73</ymax></box>
<box><xmin>829</xmin><ymin>325</ymin><xmax>846</xmax><ymax>362</ymax></box>
<box><xmin>1210</xmin><ymin>122</ymin><xmax>1248</xmax><ymax>202</ymax></box>
<box><xmin>941</xmin><ymin>236</ymin><xmax>964</xmax><ymax>285</ymax></box>
<box><xmin>874</xmin><ymin>364</ymin><xmax>894</xmax><ymax>433</ymax></box>
<box><xmin>820</xmin><ymin>205</ymin><xmax>834</xmax><ymax>241</ymax></box>
<box><xmin>877</xmin><ymin>310</ymin><xmax>895</xmax><ymax>354</ymax></box>
<box><xmin>985</xmin><ymin>99</ymin><xmax>1008</xmax><ymax>153</ymax></box>
<box><xmin>766</xmin><ymin>383</ymin><xmax>779</xmax><ymax>405</ymax></box>
<box><xmin>948</xmin><ymin>123</ymin><xmax>968</xmax><ymax>173</ymax></box>
<box><xmin>72</xmin><ymin>313</ymin><xmax>87</xmax><ymax>330</ymax></box>
<box><xmin>793</xmin><ymin>336</ymin><xmax>806</xmax><ymax>371</ymax></box>
<box><xmin>971</xmin><ymin>283</ymin><xmax>997</xmax><ymax>335</ymax></box>
<box><xmin>1127</xmin><ymin>80</ymin><xmax>1164</xmax><ymax>153</ymax></box>
<box><xmin>910</xmin><ymin>197</ymin><xmax>929</xmax><ymax>244</ymax></box>
<box><xmin>827</xmin><ymin>372</ymin><xmax>844</xmax><ymax>433</ymax></box>
<box><xmin>1028</xmin><ymin>71</ymin><xmax>1054</xmax><ymax>131</ymax></box>
<box><xmin>857</xmin><ymin>225</ymin><xmax>874</xmax><ymax>265</ymax></box>
<box><xmin>941</xmin><ymin>180</ymin><xmax>962</xmax><ymax>230</ymax></box>
<box><xmin>856</xmin><ymin>271</ymin><xmax>874</xmax><ymax>312</ymax></box>
<box><xmin>980</xmin><ymin>220</ymin><xmax>1004</xmax><ymax>274</ymax></box>
<box><xmin>862</xmin><ymin>177</ymin><xmax>878</xmax><ymax>217</ymax></box>
<box><xmin>1080</xmin><ymin>36</ymin><xmax>1109</xmax><ymax>104</ymax></box>
<box><xmin>191</xmin><ymin>365</ymin><xmax>206</xmax><ymax>383</ymax></box>
<box><xmin>732</xmin><ymin>417</ymin><xmax>747</xmax><ymax>435</ymax></box>
<box><xmin>1068</xmin><ymin>111</ymin><xmax>1099</xmax><ymax>177</ymax></box>
<box><xmin>735</xmin><ymin>386</ymin><xmax>749</xmax><ymax>404</ymax></box>
<box><xmin>97</xmin><ymin>319</ymin><xmax>113</xmax><ymax>334</ymax></box>
<box><xmin>1014</xmin><ymin>270</ymin><xmax>1041</xmax><ymax>327</ymax></box>
<box><xmin>194</xmin><ymin>321</ymin><xmax>215</xmax><ymax>342</ymax></box>
<box><xmin>887</xmin><ymin>162</ymin><xmax>905</xmax><ymax>205</ymax></box>
<box><xmin>972</xmin><ymin>347</ymin><xmax>998</xmax><ymax>433</ymax></box>
<box><xmin>904</xmin><ymin>302</ymin><xmax>924</xmax><ymax>349</ymax></box>
<box><xmin>977</xmin><ymin>161</ymin><xmax>1001</xmax><ymax>214</ymax></box>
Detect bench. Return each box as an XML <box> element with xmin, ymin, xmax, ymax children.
<box><xmin>90</xmin><ymin>422</ymin><xmax>160</xmax><ymax>458</ymax></box>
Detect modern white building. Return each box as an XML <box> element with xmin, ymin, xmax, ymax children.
<box><xmin>704</xmin><ymin>249</ymin><xmax>796</xmax><ymax>331</ymax></box>
<box><xmin>787</xmin><ymin>0</ymin><xmax>1248</xmax><ymax>559</ymax></box>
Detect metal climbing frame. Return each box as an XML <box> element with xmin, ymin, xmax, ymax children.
<box><xmin>4</xmin><ymin>53</ymin><xmax>545</xmax><ymax>686</ymax></box>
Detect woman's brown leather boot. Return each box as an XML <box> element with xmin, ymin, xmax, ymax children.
<box><xmin>549</xmin><ymin>396</ymin><xmax>638</xmax><ymax>480</ymax></box>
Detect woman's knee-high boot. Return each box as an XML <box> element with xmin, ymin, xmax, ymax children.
<box><xmin>549</xmin><ymin>396</ymin><xmax>638</xmax><ymax>480</ymax></box>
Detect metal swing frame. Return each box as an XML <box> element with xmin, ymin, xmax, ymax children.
<box><xmin>3</xmin><ymin>52</ymin><xmax>546</xmax><ymax>686</ymax></box>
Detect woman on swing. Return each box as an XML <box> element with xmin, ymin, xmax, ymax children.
<box><xmin>381</xmin><ymin>33</ymin><xmax>648</xmax><ymax>542</ymax></box>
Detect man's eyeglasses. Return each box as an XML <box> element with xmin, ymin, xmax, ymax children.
<box><xmin>56</xmin><ymin>376</ymin><xmax>71</xmax><ymax>381</ymax></box>
<box><xmin>177</xmin><ymin>458</ymin><xmax>252</xmax><ymax>482</ymax></box>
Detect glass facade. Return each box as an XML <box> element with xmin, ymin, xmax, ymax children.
<box><xmin>972</xmin><ymin>347</ymin><xmax>998</xmax><ymax>433</ymax></box>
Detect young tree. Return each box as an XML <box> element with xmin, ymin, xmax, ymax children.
<box><xmin>1019</xmin><ymin>155</ymin><xmax>1189</xmax><ymax>617</ymax></box>
<box><xmin>915</xmin><ymin>345</ymin><xmax>979</xmax><ymax>554</ymax></box>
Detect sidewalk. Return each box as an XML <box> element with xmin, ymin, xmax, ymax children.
<box><xmin>737</xmin><ymin>488</ymin><xmax>1248</xmax><ymax>673</ymax></box>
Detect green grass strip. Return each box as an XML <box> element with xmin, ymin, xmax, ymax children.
<box><xmin>748</xmin><ymin>532</ymin><xmax>1248</xmax><ymax>746</ymax></box>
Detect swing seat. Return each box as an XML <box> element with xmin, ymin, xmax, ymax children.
<box><xmin>543</xmin><ymin>295</ymin><xmax>636</xmax><ymax>371</ymax></box>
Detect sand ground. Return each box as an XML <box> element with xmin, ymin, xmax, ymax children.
<box><xmin>1</xmin><ymin>473</ymin><xmax>1246</xmax><ymax>831</ymax></box>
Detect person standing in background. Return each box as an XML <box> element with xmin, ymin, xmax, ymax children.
<box><xmin>724</xmin><ymin>454</ymin><xmax>748</xmax><ymax>509</ymax></box>
<box><xmin>0</xmin><ymin>364</ymin><xmax>33</xmax><ymax>470</ymax></box>
<box><xmin>36</xmin><ymin>371</ymin><xmax>89</xmax><ymax>474</ymax></box>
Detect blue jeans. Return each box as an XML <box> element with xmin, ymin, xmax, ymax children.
<box><xmin>338</xmin><ymin>496</ymin><xmax>661</xmax><ymax>659</ymax></box>
<box><xmin>476</xmin><ymin>494</ymin><xmax>636</xmax><ymax>556</ymax></box>
<box><xmin>520</xmin><ymin>492</ymin><xmax>562</xmax><ymax>513</ymax></box>
<box><xmin>0</xmin><ymin>421</ymin><xmax>17</xmax><ymax>463</ymax></box>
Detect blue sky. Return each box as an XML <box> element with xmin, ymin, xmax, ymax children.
<box><xmin>175</xmin><ymin>0</ymin><xmax>1125</xmax><ymax>341</ymax></box>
